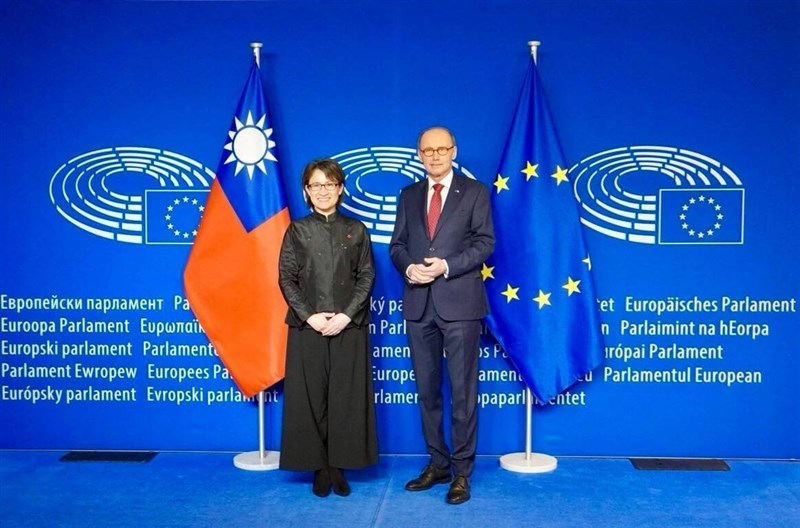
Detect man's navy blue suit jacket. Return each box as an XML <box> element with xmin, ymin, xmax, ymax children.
<box><xmin>389</xmin><ymin>173</ymin><xmax>495</xmax><ymax>322</ymax></box>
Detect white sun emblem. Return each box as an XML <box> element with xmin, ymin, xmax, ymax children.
<box><xmin>223</xmin><ymin>111</ymin><xmax>277</xmax><ymax>178</ymax></box>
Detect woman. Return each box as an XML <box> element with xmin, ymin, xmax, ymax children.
<box><xmin>278</xmin><ymin>158</ymin><xmax>378</xmax><ymax>497</ymax></box>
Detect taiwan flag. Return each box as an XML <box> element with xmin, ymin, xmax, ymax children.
<box><xmin>183</xmin><ymin>61</ymin><xmax>290</xmax><ymax>397</ymax></box>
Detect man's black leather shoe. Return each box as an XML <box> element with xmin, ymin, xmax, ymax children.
<box><xmin>446</xmin><ymin>476</ymin><xmax>470</xmax><ymax>505</ymax></box>
<box><xmin>404</xmin><ymin>464</ymin><xmax>451</xmax><ymax>491</ymax></box>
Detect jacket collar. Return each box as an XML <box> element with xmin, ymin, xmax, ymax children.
<box><xmin>311</xmin><ymin>209</ymin><xmax>339</xmax><ymax>223</ymax></box>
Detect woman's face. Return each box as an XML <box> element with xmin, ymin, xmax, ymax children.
<box><xmin>306</xmin><ymin>168</ymin><xmax>343</xmax><ymax>215</ymax></box>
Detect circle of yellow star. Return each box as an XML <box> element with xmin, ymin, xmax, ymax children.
<box><xmin>551</xmin><ymin>165</ymin><xmax>569</xmax><ymax>186</ymax></box>
<box><xmin>562</xmin><ymin>277</ymin><xmax>581</xmax><ymax>296</ymax></box>
<box><xmin>493</xmin><ymin>174</ymin><xmax>510</xmax><ymax>193</ymax></box>
<box><xmin>481</xmin><ymin>263</ymin><xmax>495</xmax><ymax>281</ymax></box>
<box><xmin>533</xmin><ymin>289</ymin><xmax>551</xmax><ymax>309</ymax></box>
<box><xmin>521</xmin><ymin>161</ymin><xmax>539</xmax><ymax>180</ymax></box>
<box><xmin>501</xmin><ymin>284</ymin><xmax>520</xmax><ymax>303</ymax></box>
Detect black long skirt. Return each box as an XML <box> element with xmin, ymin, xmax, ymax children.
<box><xmin>279</xmin><ymin>324</ymin><xmax>378</xmax><ymax>471</ymax></box>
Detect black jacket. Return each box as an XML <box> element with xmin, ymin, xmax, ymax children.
<box><xmin>278</xmin><ymin>210</ymin><xmax>374</xmax><ymax>327</ymax></box>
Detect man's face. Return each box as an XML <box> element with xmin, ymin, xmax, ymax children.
<box><xmin>418</xmin><ymin>128</ymin><xmax>457</xmax><ymax>181</ymax></box>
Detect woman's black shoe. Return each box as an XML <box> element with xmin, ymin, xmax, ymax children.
<box><xmin>312</xmin><ymin>468</ymin><xmax>331</xmax><ymax>497</ymax></box>
<box><xmin>329</xmin><ymin>467</ymin><xmax>351</xmax><ymax>496</ymax></box>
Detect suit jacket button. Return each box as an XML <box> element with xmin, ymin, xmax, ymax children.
<box><xmin>429</xmin><ymin>247</ymin><xmax>434</xmax><ymax>252</ymax></box>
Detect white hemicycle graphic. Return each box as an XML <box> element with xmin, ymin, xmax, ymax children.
<box><xmin>49</xmin><ymin>147</ymin><xmax>213</xmax><ymax>244</ymax></box>
<box><xmin>571</xmin><ymin>146</ymin><xmax>744</xmax><ymax>245</ymax></box>
<box><xmin>331</xmin><ymin>146</ymin><xmax>476</xmax><ymax>244</ymax></box>
<box><xmin>53</xmin><ymin>144</ymin><xmax>741</xmax><ymax>247</ymax></box>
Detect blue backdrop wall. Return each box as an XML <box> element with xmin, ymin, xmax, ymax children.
<box><xmin>1</xmin><ymin>0</ymin><xmax>798</xmax><ymax>458</ymax></box>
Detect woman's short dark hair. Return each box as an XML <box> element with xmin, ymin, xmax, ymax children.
<box><xmin>301</xmin><ymin>158</ymin><xmax>345</xmax><ymax>209</ymax></box>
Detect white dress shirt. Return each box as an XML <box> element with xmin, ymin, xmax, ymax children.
<box><xmin>405</xmin><ymin>170</ymin><xmax>454</xmax><ymax>280</ymax></box>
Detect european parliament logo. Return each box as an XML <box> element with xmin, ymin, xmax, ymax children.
<box><xmin>49</xmin><ymin>147</ymin><xmax>212</xmax><ymax>244</ymax></box>
<box><xmin>571</xmin><ymin>146</ymin><xmax>745</xmax><ymax>245</ymax></box>
<box><xmin>51</xmin><ymin>144</ymin><xmax>743</xmax><ymax>248</ymax></box>
<box><xmin>331</xmin><ymin>146</ymin><xmax>476</xmax><ymax>244</ymax></box>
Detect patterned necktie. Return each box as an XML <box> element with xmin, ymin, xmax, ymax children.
<box><xmin>427</xmin><ymin>183</ymin><xmax>444</xmax><ymax>239</ymax></box>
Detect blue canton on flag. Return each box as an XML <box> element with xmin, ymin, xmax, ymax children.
<box><xmin>216</xmin><ymin>63</ymin><xmax>287</xmax><ymax>232</ymax></box>
<box><xmin>484</xmin><ymin>58</ymin><xmax>605</xmax><ymax>404</ymax></box>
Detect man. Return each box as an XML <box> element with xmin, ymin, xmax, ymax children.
<box><xmin>390</xmin><ymin>126</ymin><xmax>494</xmax><ymax>505</ymax></box>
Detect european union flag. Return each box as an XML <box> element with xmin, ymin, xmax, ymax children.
<box><xmin>484</xmin><ymin>58</ymin><xmax>604</xmax><ymax>404</ymax></box>
<box><xmin>658</xmin><ymin>188</ymin><xmax>745</xmax><ymax>244</ymax></box>
<box><xmin>144</xmin><ymin>189</ymin><xmax>208</xmax><ymax>245</ymax></box>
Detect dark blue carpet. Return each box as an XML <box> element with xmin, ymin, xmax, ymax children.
<box><xmin>0</xmin><ymin>453</ymin><xmax>797</xmax><ymax>527</ymax></box>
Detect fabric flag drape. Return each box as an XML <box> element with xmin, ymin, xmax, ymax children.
<box><xmin>183</xmin><ymin>62</ymin><xmax>290</xmax><ymax>398</ymax></box>
<box><xmin>484</xmin><ymin>58</ymin><xmax>604</xmax><ymax>404</ymax></box>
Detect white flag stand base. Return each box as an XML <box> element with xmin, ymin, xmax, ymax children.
<box><xmin>500</xmin><ymin>452</ymin><xmax>557</xmax><ymax>474</ymax></box>
<box><xmin>233</xmin><ymin>450</ymin><xmax>280</xmax><ymax>471</ymax></box>
<box><xmin>232</xmin><ymin>386</ymin><xmax>280</xmax><ymax>471</ymax></box>
<box><xmin>500</xmin><ymin>383</ymin><xmax>557</xmax><ymax>474</ymax></box>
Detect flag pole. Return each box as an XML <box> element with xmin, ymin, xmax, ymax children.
<box><xmin>231</xmin><ymin>40</ymin><xmax>281</xmax><ymax>473</ymax></box>
<box><xmin>251</xmin><ymin>41</ymin><xmax>262</xmax><ymax>67</ymax></box>
<box><xmin>497</xmin><ymin>39</ymin><xmax>559</xmax><ymax>476</ymax></box>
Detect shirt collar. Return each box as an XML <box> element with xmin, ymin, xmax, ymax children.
<box><xmin>427</xmin><ymin>170</ymin><xmax>454</xmax><ymax>191</ymax></box>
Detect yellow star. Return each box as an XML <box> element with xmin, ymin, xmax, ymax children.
<box><xmin>562</xmin><ymin>277</ymin><xmax>581</xmax><ymax>296</ymax></box>
<box><xmin>481</xmin><ymin>263</ymin><xmax>495</xmax><ymax>281</ymax></box>
<box><xmin>551</xmin><ymin>165</ymin><xmax>569</xmax><ymax>186</ymax></box>
<box><xmin>582</xmin><ymin>255</ymin><xmax>592</xmax><ymax>271</ymax></box>
<box><xmin>533</xmin><ymin>289</ymin><xmax>551</xmax><ymax>309</ymax></box>
<box><xmin>521</xmin><ymin>161</ymin><xmax>539</xmax><ymax>181</ymax></box>
<box><xmin>501</xmin><ymin>284</ymin><xmax>520</xmax><ymax>303</ymax></box>
<box><xmin>493</xmin><ymin>174</ymin><xmax>510</xmax><ymax>193</ymax></box>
